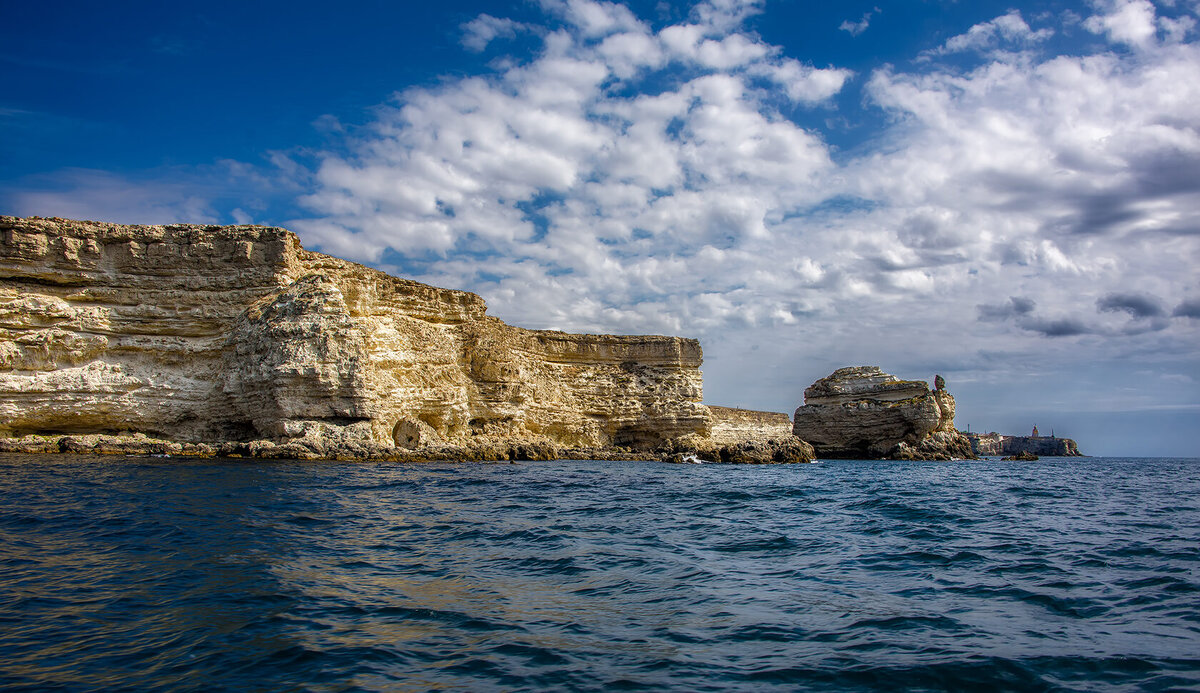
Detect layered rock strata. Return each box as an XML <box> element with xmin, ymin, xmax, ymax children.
<box><xmin>707</xmin><ymin>406</ymin><xmax>793</xmax><ymax>445</ymax></box>
<box><xmin>792</xmin><ymin>366</ymin><xmax>975</xmax><ymax>460</ymax></box>
<box><xmin>1</xmin><ymin>216</ymin><xmax>715</xmax><ymax>459</ymax></box>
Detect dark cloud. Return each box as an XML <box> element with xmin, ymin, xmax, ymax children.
<box><xmin>1070</xmin><ymin>193</ymin><xmax>1146</xmax><ymax>235</ymax></box>
<box><xmin>1097</xmin><ymin>292</ymin><xmax>1165</xmax><ymax>318</ymax></box>
<box><xmin>1173</xmin><ymin>299</ymin><xmax>1200</xmax><ymax>319</ymax></box>
<box><xmin>983</xmin><ymin>145</ymin><xmax>1200</xmax><ymax>237</ymax></box>
<box><xmin>1065</xmin><ymin>145</ymin><xmax>1200</xmax><ymax>234</ymax></box>
<box><xmin>1020</xmin><ymin>317</ymin><xmax>1091</xmax><ymax>337</ymax></box>
<box><xmin>1131</xmin><ymin>148</ymin><xmax>1200</xmax><ymax>198</ymax></box>
<box><xmin>979</xmin><ymin>296</ymin><xmax>1095</xmax><ymax>337</ymax></box>
<box><xmin>978</xmin><ymin>296</ymin><xmax>1035</xmax><ymax>321</ymax></box>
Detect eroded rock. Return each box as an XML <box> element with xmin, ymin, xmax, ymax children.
<box><xmin>792</xmin><ymin>366</ymin><xmax>975</xmax><ymax>460</ymax></box>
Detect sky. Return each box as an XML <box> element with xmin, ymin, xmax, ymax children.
<box><xmin>2</xmin><ymin>0</ymin><xmax>1199</xmax><ymax>456</ymax></box>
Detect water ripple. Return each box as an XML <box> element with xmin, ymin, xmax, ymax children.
<box><xmin>1</xmin><ymin>454</ymin><xmax>1198</xmax><ymax>691</ymax></box>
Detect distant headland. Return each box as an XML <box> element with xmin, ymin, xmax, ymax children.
<box><xmin>964</xmin><ymin>427</ymin><xmax>1083</xmax><ymax>457</ymax></box>
<box><xmin>0</xmin><ymin>216</ymin><xmax>1070</xmax><ymax>463</ymax></box>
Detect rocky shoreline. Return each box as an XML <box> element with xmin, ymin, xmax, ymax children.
<box><xmin>0</xmin><ymin>432</ymin><xmax>814</xmax><ymax>464</ymax></box>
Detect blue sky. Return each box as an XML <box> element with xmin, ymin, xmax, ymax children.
<box><xmin>3</xmin><ymin>0</ymin><xmax>1199</xmax><ymax>456</ymax></box>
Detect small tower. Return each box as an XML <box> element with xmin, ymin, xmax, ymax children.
<box><xmin>1032</xmin><ymin>424</ymin><xmax>1039</xmax><ymax>437</ymax></box>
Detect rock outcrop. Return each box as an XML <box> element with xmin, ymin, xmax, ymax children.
<box><xmin>660</xmin><ymin>436</ymin><xmax>815</xmax><ymax>465</ymax></box>
<box><xmin>792</xmin><ymin>366</ymin><xmax>975</xmax><ymax>460</ymax></box>
<box><xmin>966</xmin><ymin>432</ymin><xmax>1082</xmax><ymax>457</ymax></box>
<box><xmin>1</xmin><ymin>216</ymin><xmax>714</xmax><ymax>458</ymax></box>
<box><xmin>655</xmin><ymin>406</ymin><xmax>812</xmax><ymax>463</ymax></box>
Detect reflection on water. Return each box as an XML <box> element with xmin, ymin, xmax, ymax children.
<box><xmin>2</xmin><ymin>455</ymin><xmax>1199</xmax><ymax>691</ymax></box>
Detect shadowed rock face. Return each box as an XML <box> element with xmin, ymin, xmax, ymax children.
<box><xmin>0</xmin><ymin>216</ymin><xmax>709</xmax><ymax>452</ymax></box>
<box><xmin>792</xmin><ymin>366</ymin><xmax>975</xmax><ymax>460</ymax></box>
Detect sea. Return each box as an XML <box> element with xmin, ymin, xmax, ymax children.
<box><xmin>1</xmin><ymin>454</ymin><xmax>1198</xmax><ymax>692</ymax></box>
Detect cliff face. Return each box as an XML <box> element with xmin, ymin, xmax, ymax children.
<box><xmin>792</xmin><ymin>366</ymin><xmax>975</xmax><ymax>460</ymax></box>
<box><xmin>707</xmin><ymin>406</ymin><xmax>793</xmax><ymax>445</ymax></box>
<box><xmin>0</xmin><ymin>217</ymin><xmax>708</xmax><ymax>453</ymax></box>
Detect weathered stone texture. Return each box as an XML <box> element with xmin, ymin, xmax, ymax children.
<box><xmin>707</xmin><ymin>406</ymin><xmax>793</xmax><ymax>445</ymax></box>
<box><xmin>792</xmin><ymin>366</ymin><xmax>975</xmax><ymax>460</ymax></box>
<box><xmin>1</xmin><ymin>217</ymin><xmax>708</xmax><ymax>453</ymax></box>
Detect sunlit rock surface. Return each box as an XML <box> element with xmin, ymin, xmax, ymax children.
<box><xmin>0</xmin><ymin>216</ymin><xmax>712</xmax><ymax>458</ymax></box>
<box><xmin>792</xmin><ymin>366</ymin><xmax>975</xmax><ymax>460</ymax></box>
<box><xmin>707</xmin><ymin>406</ymin><xmax>793</xmax><ymax>445</ymax></box>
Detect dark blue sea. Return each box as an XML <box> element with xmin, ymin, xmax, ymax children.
<box><xmin>1</xmin><ymin>455</ymin><xmax>1198</xmax><ymax>692</ymax></box>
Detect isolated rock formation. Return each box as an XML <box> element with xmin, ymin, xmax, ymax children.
<box><xmin>792</xmin><ymin>366</ymin><xmax>975</xmax><ymax>460</ymax></box>
<box><xmin>0</xmin><ymin>216</ymin><xmax>713</xmax><ymax>458</ymax></box>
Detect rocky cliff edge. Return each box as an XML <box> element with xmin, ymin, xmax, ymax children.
<box><xmin>1</xmin><ymin>216</ymin><xmax>743</xmax><ymax>460</ymax></box>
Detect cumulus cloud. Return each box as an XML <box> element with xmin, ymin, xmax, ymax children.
<box><xmin>461</xmin><ymin>14</ymin><xmax>529</xmax><ymax>52</ymax></box>
<box><xmin>924</xmin><ymin>10</ymin><xmax>1053</xmax><ymax>57</ymax></box>
<box><xmin>284</xmin><ymin>0</ymin><xmax>1200</xmax><ymax>416</ymax></box>
<box><xmin>292</xmin><ymin>0</ymin><xmax>847</xmax><ymax>285</ymax></box>
<box><xmin>1084</xmin><ymin>0</ymin><xmax>1159</xmax><ymax>48</ymax></box>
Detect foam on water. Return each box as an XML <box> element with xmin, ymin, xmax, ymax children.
<box><xmin>1</xmin><ymin>455</ymin><xmax>1198</xmax><ymax>691</ymax></box>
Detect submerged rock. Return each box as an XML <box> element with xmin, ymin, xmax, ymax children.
<box><xmin>792</xmin><ymin>366</ymin><xmax>976</xmax><ymax>460</ymax></box>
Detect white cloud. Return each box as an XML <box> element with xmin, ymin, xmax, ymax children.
<box><xmin>754</xmin><ymin>59</ymin><xmax>853</xmax><ymax>104</ymax></box>
<box><xmin>688</xmin><ymin>0</ymin><xmax>765</xmax><ymax>33</ymax></box>
<box><xmin>925</xmin><ymin>10</ymin><xmax>1054</xmax><ymax>58</ymax></box>
<box><xmin>461</xmin><ymin>14</ymin><xmax>528</xmax><ymax>52</ymax></box>
<box><xmin>1084</xmin><ymin>0</ymin><xmax>1158</xmax><ymax>48</ymax></box>
<box><xmin>840</xmin><ymin>8</ymin><xmax>879</xmax><ymax>37</ymax></box>
<box><xmin>293</xmin><ymin>0</ymin><xmax>1200</xmax><ymax>355</ymax></box>
<box><xmin>542</xmin><ymin>0</ymin><xmax>645</xmax><ymax>38</ymax></box>
<box><xmin>1158</xmin><ymin>13</ymin><xmax>1197</xmax><ymax>43</ymax></box>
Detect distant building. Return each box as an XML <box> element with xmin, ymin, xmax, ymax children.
<box><xmin>1032</xmin><ymin>425</ymin><xmax>1039</xmax><ymax>437</ymax></box>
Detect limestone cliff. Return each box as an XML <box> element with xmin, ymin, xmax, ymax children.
<box><xmin>0</xmin><ymin>216</ymin><xmax>710</xmax><ymax>456</ymax></box>
<box><xmin>792</xmin><ymin>366</ymin><xmax>975</xmax><ymax>460</ymax></box>
<box><xmin>707</xmin><ymin>406</ymin><xmax>793</xmax><ymax>445</ymax></box>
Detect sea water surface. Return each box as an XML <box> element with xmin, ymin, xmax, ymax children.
<box><xmin>1</xmin><ymin>454</ymin><xmax>1198</xmax><ymax>692</ymax></box>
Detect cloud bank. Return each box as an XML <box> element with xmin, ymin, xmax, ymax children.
<box><xmin>288</xmin><ymin>1</ymin><xmax>1197</xmax><ymax>385</ymax></box>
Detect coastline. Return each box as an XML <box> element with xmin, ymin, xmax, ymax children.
<box><xmin>0</xmin><ymin>432</ymin><xmax>815</xmax><ymax>464</ymax></box>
